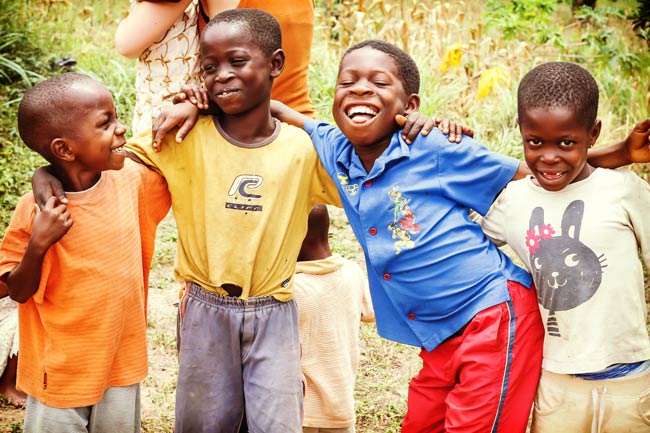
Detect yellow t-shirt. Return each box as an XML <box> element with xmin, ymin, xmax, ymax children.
<box><xmin>128</xmin><ymin>116</ymin><xmax>340</xmax><ymax>300</ymax></box>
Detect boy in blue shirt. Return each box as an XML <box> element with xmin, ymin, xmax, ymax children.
<box><xmin>274</xmin><ymin>40</ymin><xmax>543</xmax><ymax>433</ymax></box>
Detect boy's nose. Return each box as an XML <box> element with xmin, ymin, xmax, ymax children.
<box><xmin>350</xmin><ymin>81</ymin><xmax>372</xmax><ymax>95</ymax></box>
<box><xmin>115</xmin><ymin>121</ymin><xmax>127</xmax><ymax>135</ymax></box>
<box><xmin>216</xmin><ymin>68</ymin><xmax>235</xmax><ymax>82</ymax></box>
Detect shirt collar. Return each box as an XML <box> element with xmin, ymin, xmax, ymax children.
<box><xmin>337</xmin><ymin>131</ymin><xmax>411</xmax><ymax>180</ymax></box>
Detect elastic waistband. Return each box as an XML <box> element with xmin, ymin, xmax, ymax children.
<box><xmin>541</xmin><ymin>367</ymin><xmax>650</xmax><ymax>394</ymax></box>
<box><xmin>186</xmin><ymin>281</ymin><xmax>282</xmax><ymax>309</ymax></box>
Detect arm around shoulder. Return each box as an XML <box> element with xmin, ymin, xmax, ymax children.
<box><xmin>114</xmin><ymin>0</ymin><xmax>193</xmax><ymax>59</ymax></box>
<box><xmin>588</xmin><ymin>119</ymin><xmax>650</xmax><ymax>169</ymax></box>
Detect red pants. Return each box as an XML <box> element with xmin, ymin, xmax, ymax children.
<box><xmin>402</xmin><ymin>281</ymin><xmax>544</xmax><ymax>433</ymax></box>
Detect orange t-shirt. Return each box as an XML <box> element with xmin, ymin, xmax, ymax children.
<box><xmin>0</xmin><ymin>160</ymin><xmax>170</xmax><ymax>408</ymax></box>
<box><xmin>199</xmin><ymin>0</ymin><xmax>315</xmax><ymax>117</ymax></box>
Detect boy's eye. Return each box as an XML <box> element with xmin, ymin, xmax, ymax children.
<box><xmin>337</xmin><ymin>80</ymin><xmax>354</xmax><ymax>87</ymax></box>
<box><xmin>527</xmin><ymin>139</ymin><xmax>542</xmax><ymax>147</ymax></box>
<box><xmin>559</xmin><ymin>140</ymin><xmax>574</xmax><ymax>148</ymax></box>
<box><xmin>203</xmin><ymin>65</ymin><xmax>216</xmax><ymax>73</ymax></box>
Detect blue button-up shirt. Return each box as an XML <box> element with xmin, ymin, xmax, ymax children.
<box><xmin>305</xmin><ymin>119</ymin><xmax>531</xmax><ymax>350</ymax></box>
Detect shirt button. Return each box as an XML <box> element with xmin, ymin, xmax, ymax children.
<box><xmin>369</xmin><ymin>227</ymin><xmax>377</xmax><ymax>235</ymax></box>
<box><xmin>408</xmin><ymin>313</ymin><xmax>416</xmax><ymax>320</ymax></box>
<box><xmin>364</xmin><ymin>181</ymin><xmax>372</xmax><ymax>187</ymax></box>
<box><xmin>383</xmin><ymin>273</ymin><xmax>391</xmax><ymax>281</ymax></box>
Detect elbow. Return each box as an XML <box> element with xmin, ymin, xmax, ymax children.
<box><xmin>114</xmin><ymin>35</ymin><xmax>143</xmax><ymax>59</ymax></box>
<box><xmin>114</xmin><ymin>23</ymin><xmax>146</xmax><ymax>59</ymax></box>
<box><xmin>9</xmin><ymin>291</ymin><xmax>30</xmax><ymax>304</ymax></box>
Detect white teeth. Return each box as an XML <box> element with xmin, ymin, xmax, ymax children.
<box><xmin>347</xmin><ymin>106</ymin><xmax>377</xmax><ymax>117</ymax></box>
<box><xmin>112</xmin><ymin>147</ymin><xmax>124</xmax><ymax>153</ymax></box>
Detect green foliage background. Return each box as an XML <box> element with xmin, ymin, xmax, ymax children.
<box><xmin>0</xmin><ymin>1</ymin><xmax>649</xmax><ymax>431</ymax></box>
<box><xmin>1</xmin><ymin>0</ymin><xmax>649</xmax><ymax>232</ymax></box>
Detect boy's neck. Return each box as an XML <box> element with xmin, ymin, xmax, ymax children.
<box><xmin>215</xmin><ymin>105</ymin><xmax>278</xmax><ymax>145</ymax></box>
<box><xmin>297</xmin><ymin>243</ymin><xmax>332</xmax><ymax>262</ymax></box>
<box><xmin>352</xmin><ymin>138</ymin><xmax>392</xmax><ymax>173</ymax></box>
<box><xmin>52</xmin><ymin>165</ymin><xmax>101</xmax><ymax>192</ymax></box>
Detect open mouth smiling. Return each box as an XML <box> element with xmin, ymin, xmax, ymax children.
<box><xmin>111</xmin><ymin>144</ymin><xmax>126</xmax><ymax>153</ymax></box>
<box><xmin>216</xmin><ymin>88</ymin><xmax>239</xmax><ymax>97</ymax></box>
<box><xmin>346</xmin><ymin>105</ymin><xmax>378</xmax><ymax>124</ymax></box>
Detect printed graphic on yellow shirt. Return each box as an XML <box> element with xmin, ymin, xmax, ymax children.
<box><xmin>226</xmin><ymin>174</ymin><xmax>263</xmax><ymax>211</ymax></box>
<box><xmin>387</xmin><ymin>186</ymin><xmax>421</xmax><ymax>254</ymax></box>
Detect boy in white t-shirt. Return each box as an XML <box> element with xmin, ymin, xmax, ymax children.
<box><xmin>480</xmin><ymin>61</ymin><xmax>650</xmax><ymax>432</ymax></box>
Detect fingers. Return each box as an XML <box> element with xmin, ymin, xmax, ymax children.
<box><xmin>395</xmin><ymin>114</ymin><xmax>406</xmax><ymax>127</ymax></box>
<box><xmin>421</xmin><ymin>118</ymin><xmax>435</xmax><ymax>136</ymax></box>
<box><xmin>176</xmin><ymin>115</ymin><xmax>197</xmax><ymax>143</ymax></box>
<box><xmin>172</xmin><ymin>92</ymin><xmax>187</xmax><ymax>105</ymax></box>
<box><xmin>152</xmin><ymin>115</ymin><xmax>175</xmax><ymax>152</ymax></box>
<box><xmin>180</xmin><ymin>85</ymin><xmax>208</xmax><ymax>110</ymax></box>
<box><xmin>633</xmin><ymin>118</ymin><xmax>650</xmax><ymax>136</ymax></box>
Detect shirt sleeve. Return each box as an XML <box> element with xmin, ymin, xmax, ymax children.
<box><xmin>0</xmin><ymin>195</ymin><xmax>50</xmax><ymax>303</ymax></box>
<box><xmin>479</xmin><ymin>187</ymin><xmax>511</xmax><ymax>247</ymax></box>
<box><xmin>437</xmin><ymin>135</ymin><xmax>520</xmax><ymax>216</ymax></box>
<box><xmin>304</xmin><ymin>118</ymin><xmax>346</xmax><ymax>176</ymax></box>
<box><xmin>621</xmin><ymin>170</ymin><xmax>650</xmax><ymax>269</ymax></box>
<box><xmin>125</xmin><ymin>128</ymin><xmax>163</xmax><ymax>174</ymax></box>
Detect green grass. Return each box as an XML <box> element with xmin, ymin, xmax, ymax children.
<box><xmin>1</xmin><ymin>1</ymin><xmax>649</xmax><ymax>432</ymax></box>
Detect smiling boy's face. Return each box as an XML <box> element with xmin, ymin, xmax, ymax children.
<box><xmin>519</xmin><ymin>106</ymin><xmax>601</xmax><ymax>191</ymax></box>
<box><xmin>332</xmin><ymin>47</ymin><xmax>418</xmax><ymax>151</ymax></box>
<box><xmin>61</xmin><ymin>81</ymin><xmax>127</xmax><ymax>173</ymax></box>
<box><xmin>200</xmin><ymin>22</ymin><xmax>281</xmax><ymax>116</ymax></box>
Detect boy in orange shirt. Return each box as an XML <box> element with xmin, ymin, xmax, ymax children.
<box><xmin>0</xmin><ymin>73</ymin><xmax>170</xmax><ymax>432</ymax></box>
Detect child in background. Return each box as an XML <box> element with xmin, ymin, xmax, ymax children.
<box><xmin>480</xmin><ymin>62</ymin><xmax>650</xmax><ymax>433</ymax></box>
<box><xmin>294</xmin><ymin>205</ymin><xmax>374</xmax><ymax>433</ymax></box>
<box><xmin>115</xmin><ymin>0</ymin><xmax>202</xmax><ymax>134</ymax></box>
<box><xmin>0</xmin><ymin>280</ymin><xmax>24</xmax><ymax>407</ymax></box>
<box><xmin>0</xmin><ymin>73</ymin><xmax>170</xmax><ymax>432</ymax></box>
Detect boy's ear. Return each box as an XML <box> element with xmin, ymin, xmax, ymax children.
<box><xmin>269</xmin><ymin>49</ymin><xmax>286</xmax><ymax>79</ymax></box>
<box><xmin>403</xmin><ymin>94</ymin><xmax>420</xmax><ymax>115</ymax></box>
<box><xmin>50</xmin><ymin>138</ymin><xmax>75</xmax><ymax>162</ymax></box>
<box><xmin>589</xmin><ymin>119</ymin><xmax>602</xmax><ymax>147</ymax></box>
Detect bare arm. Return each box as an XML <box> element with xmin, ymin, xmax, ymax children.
<box><xmin>6</xmin><ymin>198</ymin><xmax>73</xmax><ymax>303</ymax></box>
<box><xmin>511</xmin><ymin>161</ymin><xmax>531</xmax><ymax>181</ymax></box>
<box><xmin>270</xmin><ymin>100</ymin><xmax>311</xmax><ymax>128</ymax></box>
<box><xmin>587</xmin><ymin>119</ymin><xmax>650</xmax><ymax>168</ymax></box>
<box><xmin>114</xmin><ymin>0</ymin><xmax>193</xmax><ymax>59</ymax></box>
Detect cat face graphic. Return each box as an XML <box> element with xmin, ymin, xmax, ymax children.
<box><xmin>527</xmin><ymin>200</ymin><xmax>605</xmax><ymax>313</ymax></box>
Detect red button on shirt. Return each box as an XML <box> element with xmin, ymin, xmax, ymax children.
<box><xmin>383</xmin><ymin>273</ymin><xmax>391</xmax><ymax>280</ymax></box>
<box><xmin>369</xmin><ymin>227</ymin><xmax>377</xmax><ymax>235</ymax></box>
<box><xmin>364</xmin><ymin>181</ymin><xmax>372</xmax><ymax>187</ymax></box>
<box><xmin>408</xmin><ymin>313</ymin><xmax>416</xmax><ymax>320</ymax></box>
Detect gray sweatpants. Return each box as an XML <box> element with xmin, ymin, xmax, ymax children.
<box><xmin>175</xmin><ymin>283</ymin><xmax>303</xmax><ymax>433</ymax></box>
<box><xmin>23</xmin><ymin>384</ymin><xmax>140</xmax><ymax>433</ymax></box>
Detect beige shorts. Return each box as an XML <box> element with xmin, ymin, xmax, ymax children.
<box><xmin>532</xmin><ymin>368</ymin><xmax>650</xmax><ymax>433</ymax></box>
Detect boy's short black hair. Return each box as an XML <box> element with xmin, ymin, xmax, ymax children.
<box><xmin>17</xmin><ymin>72</ymin><xmax>94</xmax><ymax>161</ymax></box>
<box><xmin>204</xmin><ymin>8</ymin><xmax>282</xmax><ymax>56</ymax></box>
<box><xmin>342</xmin><ymin>40</ymin><xmax>420</xmax><ymax>96</ymax></box>
<box><xmin>517</xmin><ymin>62</ymin><xmax>599</xmax><ymax>128</ymax></box>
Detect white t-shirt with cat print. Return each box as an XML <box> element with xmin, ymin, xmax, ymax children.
<box><xmin>481</xmin><ymin>168</ymin><xmax>650</xmax><ymax>374</ymax></box>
